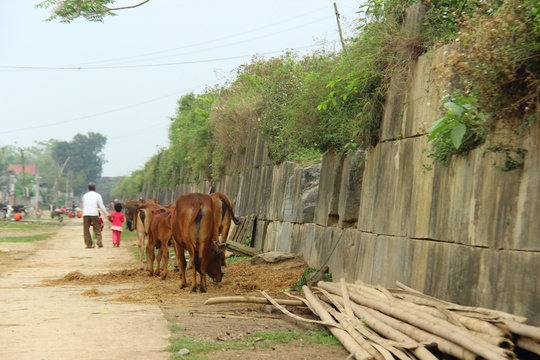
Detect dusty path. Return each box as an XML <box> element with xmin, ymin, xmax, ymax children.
<box><xmin>0</xmin><ymin>219</ymin><xmax>170</xmax><ymax>360</ymax></box>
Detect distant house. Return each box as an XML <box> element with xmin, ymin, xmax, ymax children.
<box><xmin>7</xmin><ymin>164</ymin><xmax>38</xmax><ymax>176</ymax></box>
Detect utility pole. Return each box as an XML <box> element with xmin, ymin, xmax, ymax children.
<box><xmin>19</xmin><ymin>148</ymin><xmax>27</xmax><ymax>206</ymax></box>
<box><xmin>333</xmin><ymin>2</ymin><xmax>346</xmax><ymax>51</ymax></box>
<box><xmin>35</xmin><ymin>166</ymin><xmax>40</xmax><ymax>211</ymax></box>
<box><xmin>53</xmin><ymin>157</ymin><xmax>70</xmax><ymax>205</ymax></box>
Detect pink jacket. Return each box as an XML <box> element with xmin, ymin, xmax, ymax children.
<box><xmin>109</xmin><ymin>211</ymin><xmax>125</xmax><ymax>231</ymax></box>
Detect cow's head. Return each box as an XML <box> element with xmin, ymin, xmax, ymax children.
<box><xmin>124</xmin><ymin>205</ymin><xmax>136</xmax><ymax>231</ymax></box>
<box><xmin>206</xmin><ymin>242</ymin><xmax>227</xmax><ymax>283</ymax></box>
<box><xmin>216</xmin><ymin>242</ymin><xmax>228</xmax><ymax>267</ymax></box>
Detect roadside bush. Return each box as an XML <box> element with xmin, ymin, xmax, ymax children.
<box><xmin>209</xmin><ymin>74</ymin><xmax>263</xmax><ymax>178</ymax></box>
<box><xmin>427</xmin><ymin>91</ymin><xmax>488</xmax><ymax>165</ymax></box>
<box><xmin>436</xmin><ymin>0</ymin><xmax>540</xmax><ymax>131</ymax></box>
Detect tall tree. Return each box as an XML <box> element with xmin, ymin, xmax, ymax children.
<box><xmin>52</xmin><ymin>132</ymin><xmax>107</xmax><ymax>194</ymax></box>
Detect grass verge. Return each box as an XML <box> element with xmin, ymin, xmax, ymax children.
<box><xmin>169</xmin><ymin>329</ymin><xmax>339</xmax><ymax>360</ymax></box>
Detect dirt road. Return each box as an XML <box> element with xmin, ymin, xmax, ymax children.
<box><xmin>0</xmin><ymin>219</ymin><xmax>350</xmax><ymax>360</ymax></box>
<box><xmin>0</xmin><ymin>219</ymin><xmax>169</xmax><ymax>360</ymax></box>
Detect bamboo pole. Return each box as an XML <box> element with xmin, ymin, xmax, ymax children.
<box><xmin>318</xmin><ymin>289</ymin><xmax>436</xmax><ymax>360</ymax></box>
<box><xmin>469</xmin><ymin>331</ymin><xmax>514</xmax><ymax>350</ymax></box>
<box><xmin>341</xmin><ymin>278</ymin><xmax>356</xmax><ymax>318</ymax></box>
<box><xmin>319</xmin><ymin>281</ymin><xmax>512</xmax><ymax>360</ymax></box>
<box><xmin>320</xmin><ymin>301</ymin><xmax>388</xmax><ymax>360</ymax></box>
<box><xmin>328</xmin><ymin>290</ymin><xmax>474</xmax><ymax>360</ymax></box>
<box><xmin>312</xmin><ymin>291</ymin><xmax>404</xmax><ymax>360</ymax></box>
<box><xmin>516</xmin><ymin>337</ymin><xmax>540</xmax><ymax>356</ymax></box>
<box><xmin>390</xmin><ymin>291</ymin><xmax>511</xmax><ymax>338</ymax></box>
<box><xmin>395</xmin><ymin>282</ymin><xmax>528</xmax><ymax>323</ymax></box>
<box><xmin>499</xmin><ymin>319</ymin><xmax>540</xmax><ymax>342</ymax></box>
<box><xmin>350</xmin><ymin>289</ymin><xmax>513</xmax><ymax>356</ymax></box>
<box><xmin>302</xmin><ymin>285</ymin><xmax>374</xmax><ymax>360</ymax></box>
<box><xmin>363</xmin><ymin>307</ymin><xmax>480</xmax><ymax>360</ymax></box>
<box><xmin>259</xmin><ymin>291</ymin><xmax>343</xmax><ymax>329</ymax></box>
<box><xmin>204</xmin><ymin>295</ymin><xmax>305</xmax><ymax>307</ymax></box>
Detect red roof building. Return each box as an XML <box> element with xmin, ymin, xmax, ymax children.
<box><xmin>7</xmin><ymin>164</ymin><xmax>38</xmax><ymax>176</ymax></box>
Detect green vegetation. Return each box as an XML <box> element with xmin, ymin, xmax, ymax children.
<box><xmin>427</xmin><ymin>91</ymin><xmax>488</xmax><ymax>166</ymax></box>
<box><xmin>0</xmin><ymin>222</ymin><xmax>63</xmax><ymax>242</ymax></box>
<box><xmin>1</xmin><ymin>132</ymin><xmax>108</xmax><ymax>206</ymax></box>
<box><xmin>0</xmin><ymin>233</ymin><xmax>55</xmax><ymax>243</ymax></box>
<box><xmin>169</xmin><ymin>329</ymin><xmax>339</xmax><ymax>359</ymax></box>
<box><xmin>37</xmin><ymin>0</ymin><xmax>118</xmax><ymax>23</ymax></box>
<box><xmin>95</xmin><ymin>0</ymin><xmax>539</xmax><ymax>198</ymax></box>
<box><xmin>295</xmin><ymin>267</ymin><xmax>332</xmax><ymax>290</ymax></box>
<box><xmin>169</xmin><ymin>324</ymin><xmax>182</xmax><ymax>334</ymax></box>
<box><xmin>226</xmin><ymin>255</ymin><xmax>249</xmax><ymax>265</ymax></box>
<box><xmin>423</xmin><ymin>0</ymin><xmax>540</xmax><ymax>167</ymax></box>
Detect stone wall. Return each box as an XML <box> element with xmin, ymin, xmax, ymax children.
<box><xmin>144</xmin><ymin>6</ymin><xmax>539</xmax><ymax>324</ymax></box>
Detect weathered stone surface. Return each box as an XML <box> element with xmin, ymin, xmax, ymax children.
<box><xmin>299</xmin><ymin>164</ymin><xmax>321</xmax><ymax>223</ymax></box>
<box><xmin>314</xmin><ymin>153</ymin><xmax>343</xmax><ymax>226</ymax></box>
<box><xmin>269</xmin><ymin>161</ymin><xmax>298</xmax><ymax>221</ymax></box>
<box><xmin>338</xmin><ymin>151</ymin><xmax>364</xmax><ymax>227</ymax></box>
<box><xmin>250</xmin><ymin>251</ymin><xmax>298</xmax><ymax>265</ymax></box>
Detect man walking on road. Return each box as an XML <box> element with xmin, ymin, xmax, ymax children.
<box><xmin>82</xmin><ymin>182</ymin><xmax>109</xmax><ymax>248</ymax></box>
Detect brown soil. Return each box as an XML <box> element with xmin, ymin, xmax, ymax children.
<box><xmin>0</xmin><ymin>218</ymin><xmax>348</xmax><ymax>360</ymax></box>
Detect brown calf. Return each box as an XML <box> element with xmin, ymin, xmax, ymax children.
<box><xmin>125</xmin><ymin>202</ymin><xmax>165</xmax><ymax>270</ymax></box>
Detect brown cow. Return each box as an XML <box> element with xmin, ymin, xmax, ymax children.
<box><xmin>171</xmin><ymin>193</ymin><xmax>225</xmax><ymax>293</ymax></box>
<box><xmin>147</xmin><ymin>205</ymin><xmax>181</xmax><ymax>280</ymax></box>
<box><xmin>125</xmin><ymin>202</ymin><xmax>165</xmax><ymax>270</ymax></box>
<box><xmin>209</xmin><ymin>192</ymin><xmax>241</xmax><ymax>266</ymax></box>
<box><xmin>146</xmin><ymin>208</ymin><xmax>169</xmax><ymax>278</ymax></box>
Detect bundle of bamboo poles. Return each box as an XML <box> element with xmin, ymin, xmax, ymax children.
<box><xmin>205</xmin><ymin>279</ymin><xmax>540</xmax><ymax>360</ymax></box>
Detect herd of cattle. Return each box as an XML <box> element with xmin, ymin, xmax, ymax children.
<box><xmin>122</xmin><ymin>192</ymin><xmax>240</xmax><ymax>293</ymax></box>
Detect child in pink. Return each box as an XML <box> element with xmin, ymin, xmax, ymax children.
<box><xmin>108</xmin><ymin>203</ymin><xmax>125</xmax><ymax>247</ymax></box>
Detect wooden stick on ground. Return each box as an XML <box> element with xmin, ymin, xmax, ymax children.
<box><xmin>516</xmin><ymin>337</ymin><xmax>540</xmax><ymax>356</ymax></box>
<box><xmin>319</xmin><ymin>281</ymin><xmax>512</xmax><ymax>360</ymax></box>
<box><xmin>302</xmin><ymin>285</ymin><xmax>375</xmax><ymax>360</ymax></box>
<box><xmin>259</xmin><ymin>291</ymin><xmax>343</xmax><ymax>329</ymax></box>
<box><xmin>499</xmin><ymin>319</ymin><xmax>540</xmax><ymax>342</ymax></box>
<box><xmin>395</xmin><ymin>281</ymin><xmax>528</xmax><ymax>324</ymax></box>
<box><xmin>319</xmin><ymin>289</ymin><xmax>439</xmax><ymax>360</ymax></box>
<box><xmin>320</xmin><ymin>301</ymin><xmax>388</xmax><ymax>360</ymax></box>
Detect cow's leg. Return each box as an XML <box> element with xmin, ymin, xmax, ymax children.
<box><xmin>156</xmin><ymin>245</ymin><xmax>162</xmax><ymax>276</ymax></box>
<box><xmin>198</xmin><ymin>248</ymin><xmax>208</xmax><ymax>293</ymax></box>
<box><xmin>189</xmin><ymin>247</ymin><xmax>199</xmax><ymax>293</ymax></box>
<box><xmin>146</xmin><ymin>241</ymin><xmax>155</xmax><ymax>276</ymax></box>
<box><xmin>137</xmin><ymin>228</ymin><xmax>146</xmax><ymax>270</ymax></box>
<box><xmin>172</xmin><ymin>240</ymin><xmax>180</xmax><ymax>272</ymax></box>
<box><xmin>160</xmin><ymin>239</ymin><xmax>169</xmax><ymax>280</ymax></box>
<box><xmin>175</xmin><ymin>241</ymin><xmax>189</xmax><ymax>289</ymax></box>
<box><xmin>179</xmin><ymin>251</ymin><xmax>188</xmax><ymax>288</ymax></box>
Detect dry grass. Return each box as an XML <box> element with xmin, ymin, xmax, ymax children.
<box><xmin>43</xmin><ymin>256</ymin><xmax>310</xmax><ymax>305</ymax></box>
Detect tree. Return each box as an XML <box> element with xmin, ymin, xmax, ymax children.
<box><xmin>36</xmin><ymin>0</ymin><xmax>150</xmax><ymax>23</ymax></box>
<box><xmin>52</xmin><ymin>132</ymin><xmax>107</xmax><ymax>195</ymax></box>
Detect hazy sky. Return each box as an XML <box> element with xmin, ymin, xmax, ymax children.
<box><xmin>0</xmin><ymin>0</ymin><xmax>360</xmax><ymax>177</ymax></box>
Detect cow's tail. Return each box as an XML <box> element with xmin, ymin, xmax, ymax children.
<box><xmin>192</xmin><ymin>207</ymin><xmax>204</xmax><ymax>274</ymax></box>
<box><xmin>220</xmin><ymin>196</ymin><xmax>241</xmax><ymax>225</ymax></box>
<box><xmin>139</xmin><ymin>209</ymin><xmax>146</xmax><ymax>226</ymax></box>
<box><xmin>131</xmin><ymin>205</ymin><xmax>146</xmax><ymax>232</ymax></box>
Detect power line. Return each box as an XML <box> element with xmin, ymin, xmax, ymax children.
<box><xmin>0</xmin><ymin>8</ymin><xmax>338</xmax><ymax>72</ymax></box>
<box><xmin>0</xmin><ymin>44</ymin><xmax>327</xmax><ymax>72</ymax></box>
<box><xmin>27</xmin><ymin>5</ymin><xmax>335</xmax><ymax>69</ymax></box>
